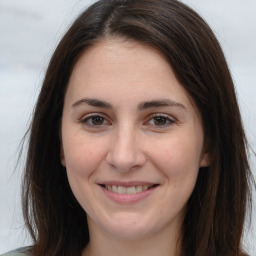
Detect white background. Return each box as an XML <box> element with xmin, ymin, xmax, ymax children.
<box><xmin>0</xmin><ymin>0</ymin><xmax>255</xmax><ymax>254</ymax></box>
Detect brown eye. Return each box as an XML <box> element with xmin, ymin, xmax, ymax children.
<box><xmin>91</xmin><ymin>116</ymin><xmax>105</xmax><ymax>125</ymax></box>
<box><xmin>81</xmin><ymin>114</ymin><xmax>110</xmax><ymax>127</ymax></box>
<box><xmin>147</xmin><ymin>114</ymin><xmax>174</xmax><ymax>128</ymax></box>
<box><xmin>153</xmin><ymin>116</ymin><xmax>168</xmax><ymax>126</ymax></box>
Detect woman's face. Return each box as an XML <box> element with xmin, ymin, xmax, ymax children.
<box><xmin>61</xmin><ymin>39</ymin><xmax>209</xmax><ymax>240</ymax></box>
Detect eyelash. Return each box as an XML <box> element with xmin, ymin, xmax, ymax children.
<box><xmin>146</xmin><ymin>114</ymin><xmax>175</xmax><ymax>128</ymax></box>
<box><xmin>79</xmin><ymin>113</ymin><xmax>175</xmax><ymax>129</ymax></box>
<box><xmin>80</xmin><ymin>113</ymin><xmax>110</xmax><ymax>127</ymax></box>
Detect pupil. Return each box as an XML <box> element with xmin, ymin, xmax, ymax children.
<box><xmin>154</xmin><ymin>116</ymin><xmax>166</xmax><ymax>125</ymax></box>
<box><xmin>92</xmin><ymin>116</ymin><xmax>103</xmax><ymax>125</ymax></box>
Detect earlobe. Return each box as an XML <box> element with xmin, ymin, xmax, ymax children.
<box><xmin>60</xmin><ymin>143</ymin><xmax>66</xmax><ymax>167</ymax></box>
<box><xmin>199</xmin><ymin>153</ymin><xmax>211</xmax><ymax>167</ymax></box>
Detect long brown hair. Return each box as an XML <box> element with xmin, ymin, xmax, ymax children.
<box><xmin>22</xmin><ymin>0</ymin><xmax>254</xmax><ymax>255</ymax></box>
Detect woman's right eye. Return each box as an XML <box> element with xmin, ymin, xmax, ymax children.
<box><xmin>80</xmin><ymin>114</ymin><xmax>111</xmax><ymax>127</ymax></box>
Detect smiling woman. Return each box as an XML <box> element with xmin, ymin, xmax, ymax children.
<box><xmin>60</xmin><ymin>39</ymin><xmax>209</xmax><ymax>250</ymax></box>
<box><xmin>2</xmin><ymin>0</ymin><xmax>254</xmax><ymax>256</ymax></box>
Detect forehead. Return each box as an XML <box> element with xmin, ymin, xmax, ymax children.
<box><xmin>67</xmin><ymin>38</ymin><xmax>189</xmax><ymax>100</ymax></box>
<box><xmin>72</xmin><ymin>38</ymin><xmax>173</xmax><ymax>81</ymax></box>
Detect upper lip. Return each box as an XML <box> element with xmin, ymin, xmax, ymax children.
<box><xmin>98</xmin><ymin>181</ymin><xmax>158</xmax><ymax>187</ymax></box>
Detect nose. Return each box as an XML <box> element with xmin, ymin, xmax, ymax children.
<box><xmin>106</xmin><ymin>125</ymin><xmax>146</xmax><ymax>172</ymax></box>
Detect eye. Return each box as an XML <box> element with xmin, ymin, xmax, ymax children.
<box><xmin>80</xmin><ymin>114</ymin><xmax>111</xmax><ymax>127</ymax></box>
<box><xmin>147</xmin><ymin>114</ymin><xmax>174</xmax><ymax>128</ymax></box>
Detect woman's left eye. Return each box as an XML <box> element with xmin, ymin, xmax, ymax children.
<box><xmin>147</xmin><ymin>115</ymin><xmax>174</xmax><ymax>127</ymax></box>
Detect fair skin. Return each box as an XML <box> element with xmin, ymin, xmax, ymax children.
<box><xmin>61</xmin><ymin>38</ymin><xmax>210</xmax><ymax>256</ymax></box>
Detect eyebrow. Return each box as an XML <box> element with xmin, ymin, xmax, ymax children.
<box><xmin>72</xmin><ymin>98</ymin><xmax>112</xmax><ymax>109</ymax></box>
<box><xmin>72</xmin><ymin>98</ymin><xmax>186</xmax><ymax>111</ymax></box>
<box><xmin>138</xmin><ymin>99</ymin><xmax>186</xmax><ymax>111</ymax></box>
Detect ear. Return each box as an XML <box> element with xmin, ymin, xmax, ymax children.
<box><xmin>60</xmin><ymin>143</ymin><xmax>66</xmax><ymax>167</ymax></box>
<box><xmin>199</xmin><ymin>151</ymin><xmax>211</xmax><ymax>167</ymax></box>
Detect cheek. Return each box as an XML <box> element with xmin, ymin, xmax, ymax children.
<box><xmin>152</xmin><ymin>135</ymin><xmax>202</xmax><ymax>214</ymax></box>
<box><xmin>63</xmin><ymin>136</ymin><xmax>107</xmax><ymax>209</ymax></box>
<box><xmin>63</xmin><ymin>135</ymin><xmax>107</xmax><ymax>178</ymax></box>
<box><xmin>150</xmin><ymin>133</ymin><xmax>203</xmax><ymax>180</ymax></box>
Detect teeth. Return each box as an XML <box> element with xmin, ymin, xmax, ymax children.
<box><xmin>112</xmin><ymin>185</ymin><xmax>118</xmax><ymax>193</ymax></box>
<box><xmin>143</xmin><ymin>185</ymin><xmax>148</xmax><ymax>190</ymax></box>
<box><xmin>136</xmin><ymin>186</ymin><xmax>142</xmax><ymax>193</ymax></box>
<box><xmin>104</xmin><ymin>185</ymin><xmax>153</xmax><ymax>194</ymax></box>
<box><xmin>126</xmin><ymin>186</ymin><xmax>136</xmax><ymax>194</ymax></box>
<box><xmin>118</xmin><ymin>186</ymin><xmax>126</xmax><ymax>194</ymax></box>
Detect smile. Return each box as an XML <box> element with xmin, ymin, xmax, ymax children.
<box><xmin>98</xmin><ymin>183</ymin><xmax>159</xmax><ymax>203</ymax></box>
<box><xmin>103</xmin><ymin>184</ymin><xmax>155</xmax><ymax>194</ymax></box>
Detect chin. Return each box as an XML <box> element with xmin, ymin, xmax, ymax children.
<box><xmin>107</xmin><ymin>225</ymin><xmax>153</xmax><ymax>240</ymax></box>
<box><xmin>97</xmin><ymin>213</ymin><xmax>162</xmax><ymax>240</ymax></box>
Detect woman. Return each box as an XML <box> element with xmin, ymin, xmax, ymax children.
<box><xmin>2</xmin><ymin>0</ymin><xmax>254</xmax><ymax>255</ymax></box>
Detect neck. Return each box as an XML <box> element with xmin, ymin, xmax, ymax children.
<box><xmin>82</xmin><ymin>220</ymin><xmax>182</xmax><ymax>256</ymax></box>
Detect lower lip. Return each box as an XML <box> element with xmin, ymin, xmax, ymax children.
<box><xmin>100</xmin><ymin>186</ymin><xmax>158</xmax><ymax>204</ymax></box>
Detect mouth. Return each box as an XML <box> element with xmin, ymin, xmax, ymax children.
<box><xmin>99</xmin><ymin>184</ymin><xmax>159</xmax><ymax>195</ymax></box>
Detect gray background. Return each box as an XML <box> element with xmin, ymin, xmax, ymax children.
<box><xmin>0</xmin><ymin>0</ymin><xmax>255</xmax><ymax>254</ymax></box>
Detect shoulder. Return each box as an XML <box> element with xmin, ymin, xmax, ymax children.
<box><xmin>0</xmin><ymin>247</ymin><xmax>31</xmax><ymax>256</ymax></box>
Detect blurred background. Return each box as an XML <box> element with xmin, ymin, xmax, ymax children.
<box><xmin>0</xmin><ymin>0</ymin><xmax>255</xmax><ymax>254</ymax></box>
